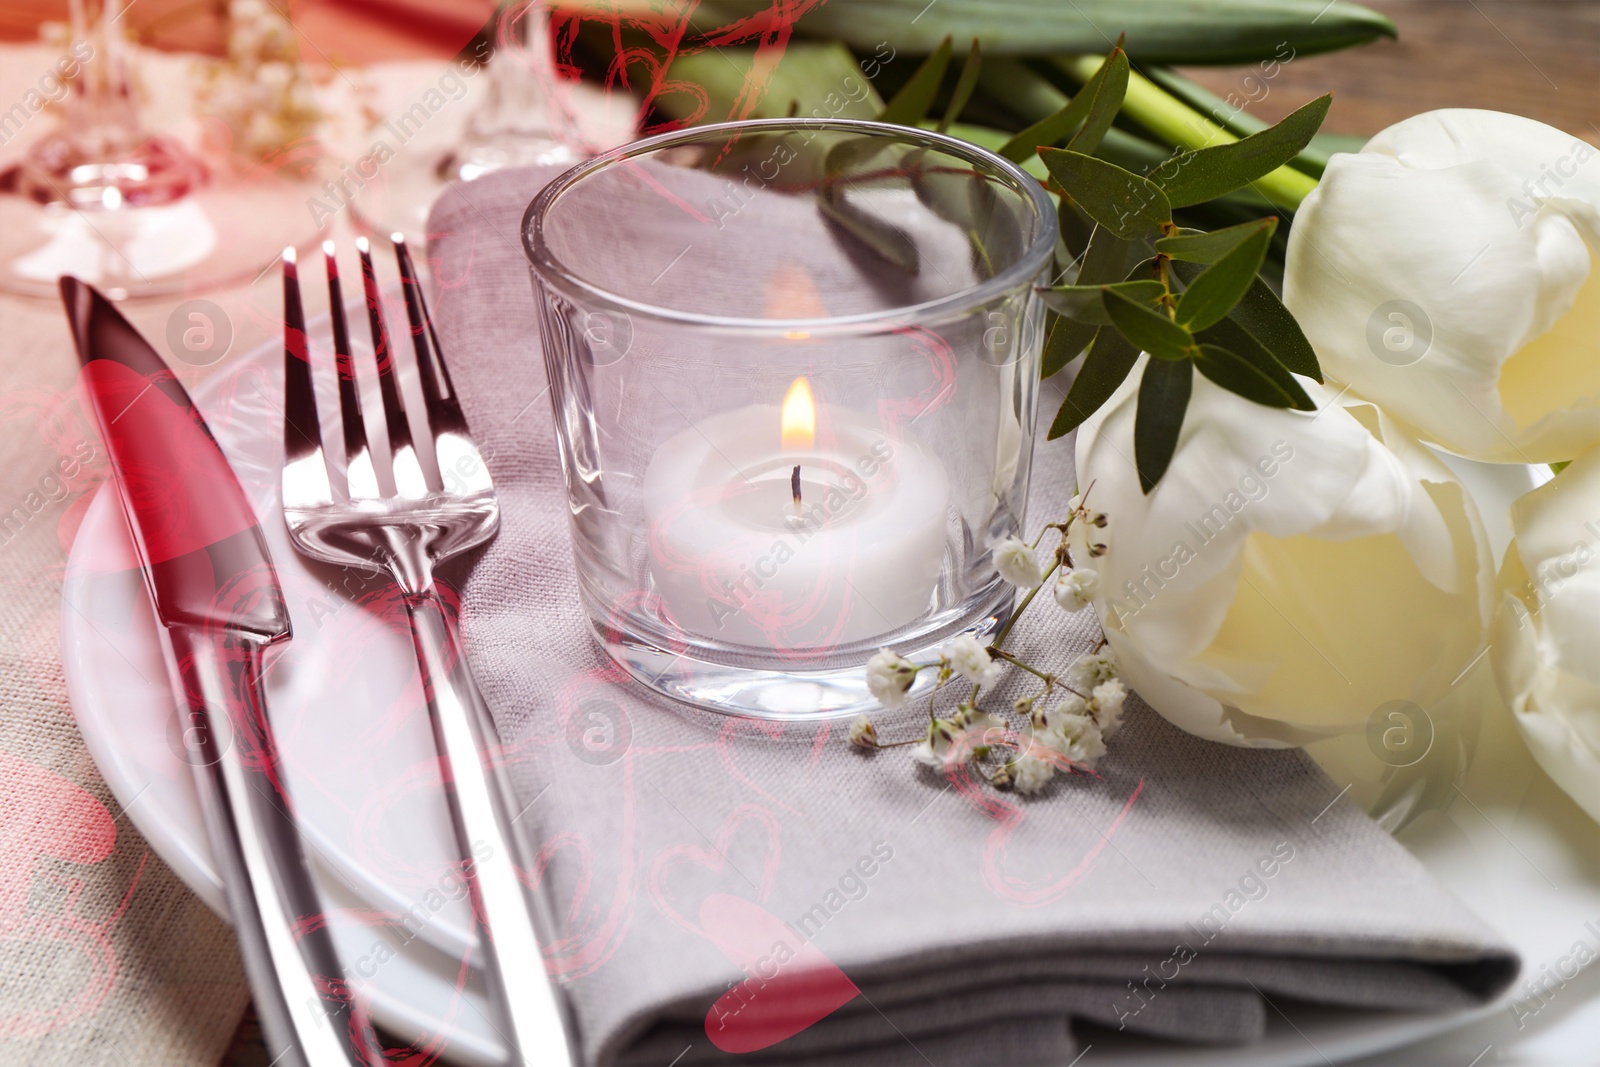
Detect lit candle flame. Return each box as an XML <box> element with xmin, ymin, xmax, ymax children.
<box><xmin>781</xmin><ymin>376</ymin><xmax>815</xmax><ymax>452</ymax></box>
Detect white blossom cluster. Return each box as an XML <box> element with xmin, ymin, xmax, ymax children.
<box><xmin>198</xmin><ymin>0</ymin><xmax>323</xmax><ymax>162</ymax></box>
<box><xmin>849</xmin><ymin>499</ymin><xmax>1129</xmax><ymax>796</ymax></box>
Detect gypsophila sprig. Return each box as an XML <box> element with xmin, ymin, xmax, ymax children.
<box><xmin>848</xmin><ymin>491</ymin><xmax>1128</xmax><ymax>795</ymax></box>
<box><xmin>865</xmin><ymin>648</ymin><xmax>919</xmax><ymax>708</ymax></box>
<box><xmin>994</xmin><ymin>535</ymin><xmax>1044</xmax><ymax>588</ymax></box>
<box><xmin>1054</xmin><ymin>568</ymin><xmax>1099</xmax><ymax>612</ymax></box>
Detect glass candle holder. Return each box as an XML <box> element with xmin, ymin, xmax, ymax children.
<box><xmin>524</xmin><ymin>118</ymin><xmax>1054</xmax><ymax>719</ymax></box>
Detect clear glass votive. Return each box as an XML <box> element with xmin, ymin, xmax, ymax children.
<box><xmin>524</xmin><ymin>118</ymin><xmax>1055</xmax><ymax>719</ymax></box>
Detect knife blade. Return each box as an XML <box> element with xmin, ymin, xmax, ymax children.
<box><xmin>62</xmin><ymin>277</ymin><xmax>383</xmax><ymax>1067</ymax></box>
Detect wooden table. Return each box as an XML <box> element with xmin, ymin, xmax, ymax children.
<box><xmin>1180</xmin><ymin>0</ymin><xmax>1598</xmax><ymax>139</ymax></box>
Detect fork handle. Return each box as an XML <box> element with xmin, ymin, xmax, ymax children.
<box><xmin>167</xmin><ymin>628</ymin><xmax>385</xmax><ymax>1067</ymax></box>
<box><xmin>405</xmin><ymin>591</ymin><xmax>577</xmax><ymax>1067</ymax></box>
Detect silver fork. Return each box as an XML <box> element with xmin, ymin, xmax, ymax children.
<box><xmin>281</xmin><ymin>237</ymin><xmax>575</xmax><ymax>1067</ymax></box>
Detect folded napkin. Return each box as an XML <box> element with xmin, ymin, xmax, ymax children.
<box><xmin>426</xmin><ymin>164</ymin><xmax>1517</xmax><ymax>1066</ymax></box>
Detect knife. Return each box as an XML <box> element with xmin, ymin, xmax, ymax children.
<box><xmin>62</xmin><ymin>278</ymin><xmax>384</xmax><ymax>1067</ymax></box>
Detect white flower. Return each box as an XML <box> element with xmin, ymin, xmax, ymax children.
<box><xmin>911</xmin><ymin>718</ymin><xmax>963</xmax><ymax>768</ymax></box>
<box><xmin>1492</xmin><ymin>449</ymin><xmax>1600</xmax><ymax>826</ymax></box>
<box><xmin>943</xmin><ymin>634</ymin><xmax>1003</xmax><ymax>688</ymax></box>
<box><xmin>1009</xmin><ymin>750</ymin><xmax>1056</xmax><ymax>794</ymax></box>
<box><xmin>1074</xmin><ymin>356</ymin><xmax>1493</xmax><ymax>747</ymax></box>
<box><xmin>1068</xmin><ymin>649</ymin><xmax>1118</xmax><ymax>691</ymax></box>
<box><xmin>1032</xmin><ymin>712</ymin><xmax>1106</xmax><ymax>769</ymax></box>
<box><xmin>865</xmin><ymin>648</ymin><xmax>917</xmax><ymax>708</ymax></box>
<box><xmin>954</xmin><ymin>703</ymin><xmax>1007</xmax><ymax>749</ymax></box>
<box><xmin>1056</xmin><ymin>714</ymin><xmax>1107</xmax><ymax>768</ymax></box>
<box><xmin>1284</xmin><ymin>110</ymin><xmax>1600</xmax><ymax>464</ymax></box>
<box><xmin>1034</xmin><ymin>692</ymin><xmax>1089</xmax><ymax>733</ymax></box>
<box><xmin>1054</xmin><ymin>568</ymin><xmax>1099</xmax><ymax>612</ymax></box>
<box><xmin>847</xmin><ymin>715</ymin><xmax>878</xmax><ymax>749</ymax></box>
<box><xmin>994</xmin><ymin>536</ymin><xmax>1043</xmax><ymax>588</ymax></box>
<box><xmin>1090</xmin><ymin>679</ymin><xmax>1128</xmax><ymax>738</ymax></box>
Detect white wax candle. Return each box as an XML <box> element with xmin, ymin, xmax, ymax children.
<box><xmin>643</xmin><ymin>403</ymin><xmax>949</xmax><ymax>650</ymax></box>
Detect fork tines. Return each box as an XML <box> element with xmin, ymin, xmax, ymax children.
<box><xmin>283</xmin><ymin>238</ymin><xmax>463</xmax><ymax>499</ymax></box>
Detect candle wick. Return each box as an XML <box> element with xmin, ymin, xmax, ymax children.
<box><xmin>791</xmin><ymin>464</ymin><xmax>802</xmax><ymax>518</ymax></box>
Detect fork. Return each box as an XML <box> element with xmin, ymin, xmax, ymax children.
<box><xmin>282</xmin><ymin>237</ymin><xmax>575</xmax><ymax>1067</ymax></box>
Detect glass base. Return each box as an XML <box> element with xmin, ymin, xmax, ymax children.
<box><xmin>349</xmin><ymin>134</ymin><xmax>577</xmax><ymax>249</ymax></box>
<box><xmin>0</xmin><ymin>157</ymin><xmax>323</xmax><ymax>301</ymax></box>
<box><xmin>596</xmin><ymin>583</ymin><xmax>1016</xmax><ymax>721</ymax></box>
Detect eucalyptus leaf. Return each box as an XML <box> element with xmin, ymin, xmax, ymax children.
<box><xmin>1050</xmin><ymin>326</ymin><xmax>1140</xmax><ymax>437</ymax></box>
<box><xmin>1195</xmin><ymin>317</ymin><xmax>1315</xmax><ymax>409</ymax></box>
<box><xmin>938</xmin><ymin>39</ymin><xmax>985</xmax><ymax>133</ymax></box>
<box><xmin>1156</xmin><ymin>218</ymin><xmax>1276</xmax><ymax>264</ymax></box>
<box><xmin>996</xmin><ymin>47</ymin><xmax>1127</xmax><ymax>161</ymax></box>
<box><xmin>878</xmin><ymin>35</ymin><xmax>954</xmax><ymax>126</ymax></box>
<box><xmin>1040</xmin><ymin>280</ymin><xmax>1164</xmax><ymax>324</ymax></box>
<box><xmin>685</xmin><ymin>1</ymin><xmax>1396</xmax><ymax>65</ymax></box>
<box><xmin>1174</xmin><ymin>223</ymin><xmax>1272</xmax><ymax>330</ymax></box>
<box><xmin>1104</xmin><ymin>287</ymin><xmax>1192</xmax><ymax>361</ymax></box>
<box><xmin>1151</xmin><ymin>94</ymin><xmax>1332</xmax><ymax>208</ymax></box>
<box><xmin>1041</xmin><ymin>312</ymin><xmax>1100</xmax><ymax>378</ymax></box>
<box><xmin>818</xmin><ymin>192</ymin><xmax>920</xmax><ymax>273</ymax></box>
<box><xmin>1142</xmin><ymin>65</ymin><xmax>1369</xmax><ymax>179</ymax></box>
<box><xmin>1135</xmin><ymin>357</ymin><xmax>1192</xmax><ymax>493</ymax></box>
<box><xmin>1040</xmin><ymin>149</ymin><xmax>1171</xmax><ymax>238</ymax></box>
<box><xmin>1195</xmin><ymin>343</ymin><xmax>1296</xmax><ymax>407</ymax></box>
<box><xmin>1177</xmin><ymin>261</ymin><xmax>1323</xmax><ymax>381</ymax></box>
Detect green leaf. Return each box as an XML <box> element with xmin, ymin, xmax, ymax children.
<box><xmin>1049</xmin><ymin>326</ymin><xmax>1140</xmax><ymax>437</ymax></box>
<box><xmin>1179</xmin><ymin>261</ymin><xmax>1323</xmax><ymax>382</ymax></box>
<box><xmin>1174</xmin><ymin>222</ymin><xmax>1272</xmax><ymax>331</ymax></box>
<box><xmin>1135</xmin><ymin>358</ymin><xmax>1192</xmax><ymax>493</ymax></box>
<box><xmin>1039</xmin><ymin>149</ymin><xmax>1171</xmax><ymax>239</ymax></box>
<box><xmin>1041</xmin><ymin>312</ymin><xmax>1099</xmax><ymax>379</ymax></box>
<box><xmin>996</xmin><ymin>46</ymin><xmax>1127</xmax><ymax>161</ymax></box>
<box><xmin>1067</xmin><ymin>49</ymin><xmax>1129</xmax><ymax>154</ymax></box>
<box><xmin>1195</xmin><ymin>317</ymin><xmax>1314</xmax><ymax>409</ymax></box>
<box><xmin>1104</xmin><ymin>287</ymin><xmax>1192</xmax><ymax>361</ymax></box>
<box><xmin>1141</xmin><ymin>66</ymin><xmax>1368</xmax><ymax>179</ymax></box>
<box><xmin>937</xmin><ymin>39</ymin><xmax>984</xmax><ymax>133</ymax></box>
<box><xmin>1156</xmin><ymin>218</ymin><xmax>1276</xmax><ymax>264</ymax></box>
<box><xmin>1040</xmin><ymin>280</ymin><xmax>1164</xmax><ymax>325</ymax></box>
<box><xmin>1194</xmin><ymin>344</ymin><xmax>1296</xmax><ymax>407</ymax></box>
<box><xmin>877</xmin><ymin>35</ymin><xmax>953</xmax><ymax>126</ymax></box>
<box><xmin>657</xmin><ymin>42</ymin><xmax>883</xmax><ymax>122</ymax></box>
<box><xmin>688</xmin><ymin>1</ymin><xmax>1396</xmax><ymax>65</ymax></box>
<box><xmin>1151</xmin><ymin>94</ymin><xmax>1333</xmax><ymax>207</ymax></box>
<box><xmin>818</xmin><ymin>192</ymin><xmax>919</xmax><ymax>273</ymax></box>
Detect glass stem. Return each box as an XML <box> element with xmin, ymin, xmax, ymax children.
<box><xmin>66</xmin><ymin>0</ymin><xmax>142</xmax><ymax>151</ymax></box>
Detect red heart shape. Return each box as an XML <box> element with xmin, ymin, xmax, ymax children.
<box><xmin>700</xmin><ymin>893</ymin><xmax>860</xmax><ymax>1054</ymax></box>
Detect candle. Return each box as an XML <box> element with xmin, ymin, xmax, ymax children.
<box><xmin>644</xmin><ymin>377</ymin><xmax>950</xmax><ymax>650</ymax></box>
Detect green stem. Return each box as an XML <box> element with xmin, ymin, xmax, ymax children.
<box><xmin>992</xmin><ymin>558</ymin><xmax>1062</xmax><ymax>649</ymax></box>
<box><xmin>1055</xmin><ymin>55</ymin><xmax>1319</xmax><ymax>210</ymax></box>
<box><xmin>989</xmin><ymin>647</ymin><xmax>1055</xmax><ymax>685</ymax></box>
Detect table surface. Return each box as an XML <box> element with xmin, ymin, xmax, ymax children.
<box><xmin>0</xmin><ymin>2</ymin><xmax>1596</xmax><ymax>1065</ymax></box>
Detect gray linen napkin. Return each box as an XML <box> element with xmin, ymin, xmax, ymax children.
<box><xmin>425</xmin><ymin>165</ymin><xmax>1517</xmax><ymax>1066</ymax></box>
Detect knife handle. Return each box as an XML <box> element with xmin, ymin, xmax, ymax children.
<box><xmin>167</xmin><ymin>627</ymin><xmax>384</xmax><ymax>1067</ymax></box>
<box><xmin>404</xmin><ymin>590</ymin><xmax>577</xmax><ymax>1067</ymax></box>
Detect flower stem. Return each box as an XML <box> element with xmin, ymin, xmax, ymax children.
<box><xmin>989</xmin><ymin>647</ymin><xmax>1055</xmax><ymax>685</ymax></box>
<box><xmin>1054</xmin><ymin>55</ymin><xmax>1319</xmax><ymax>210</ymax></box>
<box><xmin>992</xmin><ymin>558</ymin><xmax>1061</xmax><ymax>649</ymax></box>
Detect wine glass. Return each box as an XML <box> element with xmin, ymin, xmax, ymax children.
<box><xmin>0</xmin><ymin>0</ymin><xmax>320</xmax><ymax>300</ymax></box>
<box><xmin>349</xmin><ymin>0</ymin><xmax>586</xmax><ymax>247</ymax></box>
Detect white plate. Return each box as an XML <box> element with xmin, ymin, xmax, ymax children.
<box><xmin>63</xmin><ymin>320</ymin><xmax>1600</xmax><ymax>1065</ymax></box>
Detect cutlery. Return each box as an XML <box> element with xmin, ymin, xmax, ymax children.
<box><xmin>62</xmin><ymin>277</ymin><xmax>384</xmax><ymax>1067</ymax></box>
<box><xmin>280</xmin><ymin>238</ymin><xmax>575</xmax><ymax>1066</ymax></box>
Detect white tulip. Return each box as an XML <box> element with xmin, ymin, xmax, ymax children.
<box><xmin>1070</xmin><ymin>356</ymin><xmax>1494</xmax><ymax>746</ymax></box>
<box><xmin>1491</xmin><ymin>449</ymin><xmax>1600</xmax><ymax>824</ymax></box>
<box><xmin>1284</xmin><ymin>110</ymin><xmax>1600</xmax><ymax>464</ymax></box>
